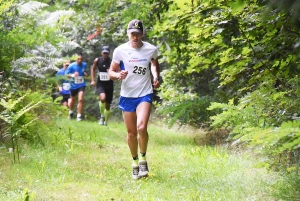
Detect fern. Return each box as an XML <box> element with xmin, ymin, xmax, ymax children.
<box><xmin>58</xmin><ymin>41</ymin><xmax>80</xmax><ymax>53</ymax></box>
<box><xmin>238</xmin><ymin>121</ymin><xmax>300</xmax><ymax>154</ymax></box>
<box><xmin>209</xmin><ymin>85</ymin><xmax>300</xmax><ymax>155</ymax></box>
<box><xmin>13</xmin><ymin>101</ymin><xmax>42</xmax><ymax>122</ymax></box>
<box><xmin>0</xmin><ymin>92</ymin><xmax>28</xmax><ymax>112</ymax></box>
<box><xmin>11</xmin><ymin>117</ymin><xmax>38</xmax><ymax>138</ymax></box>
<box><xmin>7</xmin><ymin>3</ymin><xmax>79</xmax><ymax>79</ymax></box>
<box><xmin>0</xmin><ymin>94</ymin><xmax>41</xmax><ymax>124</ymax></box>
<box><xmin>0</xmin><ymin>92</ymin><xmax>42</xmax><ymax>163</ymax></box>
<box><xmin>40</xmin><ymin>10</ymin><xmax>76</xmax><ymax>26</ymax></box>
<box><xmin>11</xmin><ymin>42</ymin><xmax>64</xmax><ymax>78</ymax></box>
<box><xmin>16</xmin><ymin>1</ymin><xmax>48</xmax><ymax>16</ymax></box>
<box><xmin>35</xmin><ymin>42</ymin><xmax>61</xmax><ymax>57</ymax></box>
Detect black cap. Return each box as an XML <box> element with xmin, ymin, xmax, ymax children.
<box><xmin>102</xmin><ymin>46</ymin><xmax>110</xmax><ymax>53</ymax></box>
<box><xmin>127</xmin><ymin>19</ymin><xmax>143</xmax><ymax>34</ymax></box>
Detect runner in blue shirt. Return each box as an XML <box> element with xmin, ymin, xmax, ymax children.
<box><xmin>65</xmin><ymin>53</ymin><xmax>88</xmax><ymax>121</ymax></box>
<box><xmin>56</xmin><ymin>61</ymin><xmax>71</xmax><ymax>107</ymax></box>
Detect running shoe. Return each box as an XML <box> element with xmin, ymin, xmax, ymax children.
<box><xmin>76</xmin><ymin>116</ymin><xmax>82</xmax><ymax>121</ymax></box>
<box><xmin>138</xmin><ymin>160</ymin><xmax>149</xmax><ymax>177</ymax></box>
<box><xmin>132</xmin><ymin>165</ymin><xmax>141</xmax><ymax>180</ymax></box>
<box><xmin>99</xmin><ymin>116</ymin><xmax>104</xmax><ymax>125</ymax></box>
<box><xmin>68</xmin><ymin>112</ymin><xmax>74</xmax><ymax>119</ymax></box>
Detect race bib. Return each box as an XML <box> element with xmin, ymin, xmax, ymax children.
<box><xmin>62</xmin><ymin>83</ymin><xmax>70</xmax><ymax>90</ymax></box>
<box><xmin>74</xmin><ymin>76</ymin><xmax>84</xmax><ymax>84</ymax></box>
<box><xmin>133</xmin><ymin>65</ymin><xmax>147</xmax><ymax>76</ymax></box>
<box><xmin>99</xmin><ymin>72</ymin><xmax>110</xmax><ymax>81</ymax></box>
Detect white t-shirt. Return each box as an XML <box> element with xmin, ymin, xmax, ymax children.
<box><xmin>112</xmin><ymin>41</ymin><xmax>158</xmax><ymax>98</ymax></box>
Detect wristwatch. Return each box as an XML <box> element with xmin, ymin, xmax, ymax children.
<box><xmin>154</xmin><ymin>77</ymin><xmax>160</xmax><ymax>82</ymax></box>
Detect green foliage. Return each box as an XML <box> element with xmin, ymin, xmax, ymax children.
<box><xmin>157</xmin><ymin>89</ymin><xmax>214</xmax><ymax>127</ymax></box>
<box><xmin>0</xmin><ymin>89</ymin><xmax>61</xmax><ymax>163</ymax></box>
<box><xmin>0</xmin><ymin>92</ymin><xmax>41</xmax><ymax>163</ymax></box>
<box><xmin>150</xmin><ymin>0</ymin><xmax>299</xmax><ymax>118</ymax></box>
<box><xmin>208</xmin><ymin>83</ymin><xmax>300</xmax><ymax>154</ymax></box>
<box><xmin>0</xmin><ymin>0</ymin><xmax>23</xmax><ymax>75</ymax></box>
<box><xmin>143</xmin><ymin>0</ymin><xmax>300</xmax><ymax>161</ymax></box>
<box><xmin>273</xmin><ymin>167</ymin><xmax>300</xmax><ymax>200</ymax></box>
<box><xmin>22</xmin><ymin>188</ymin><xmax>35</xmax><ymax>201</ymax></box>
<box><xmin>2</xmin><ymin>0</ymin><xmax>300</xmax><ymax>167</ymax></box>
<box><xmin>0</xmin><ymin>119</ymin><xmax>293</xmax><ymax>200</ymax></box>
<box><xmin>9</xmin><ymin>2</ymin><xmax>79</xmax><ymax>78</ymax></box>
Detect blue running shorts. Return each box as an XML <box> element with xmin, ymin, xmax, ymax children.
<box><xmin>118</xmin><ymin>93</ymin><xmax>153</xmax><ymax>112</ymax></box>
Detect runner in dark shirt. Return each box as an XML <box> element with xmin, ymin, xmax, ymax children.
<box><xmin>91</xmin><ymin>46</ymin><xmax>113</xmax><ymax>126</ymax></box>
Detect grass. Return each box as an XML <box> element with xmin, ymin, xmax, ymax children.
<box><xmin>0</xmin><ymin>118</ymin><xmax>297</xmax><ymax>200</ymax></box>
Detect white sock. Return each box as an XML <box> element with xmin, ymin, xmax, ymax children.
<box><xmin>77</xmin><ymin>114</ymin><xmax>81</xmax><ymax>118</ymax></box>
<box><xmin>69</xmin><ymin>110</ymin><xmax>73</xmax><ymax>115</ymax></box>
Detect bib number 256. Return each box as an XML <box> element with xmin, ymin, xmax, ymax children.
<box><xmin>133</xmin><ymin>66</ymin><xmax>147</xmax><ymax>75</ymax></box>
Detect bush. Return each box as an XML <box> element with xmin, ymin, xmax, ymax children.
<box><xmin>208</xmin><ymin>83</ymin><xmax>300</xmax><ymax>157</ymax></box>
<box><xmin>157</xmin><ymin>86</ymin><xmax>216</xmax><ymax>127</ymax></box>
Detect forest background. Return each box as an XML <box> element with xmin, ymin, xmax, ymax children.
<box><xmin>0</xmin><ymin>0</ymin><xmax>299</xmax><ymax>192</ymax></box>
